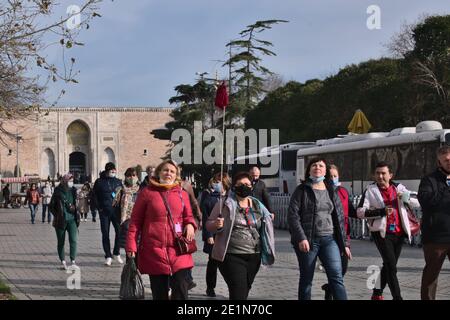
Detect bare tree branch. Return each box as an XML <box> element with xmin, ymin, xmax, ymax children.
<box><xmin>0</xmin><ymin>0</ymin><xmax>107</xmax><ymax>147</ymax></box>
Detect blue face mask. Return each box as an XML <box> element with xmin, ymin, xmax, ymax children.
<box><xmin>212</xmin><ymin>182</ymin><xmax>223</xmax><ymax>193</ymax></box>
<box><xmin>331</xmin><ymin>177</ymin><xmax>341</xmax><ymax>186</ymax></box>
<box><xmin>309</xmin><ymin>175</ymin><xmax>325</xmax><ymax>184</ymax></box>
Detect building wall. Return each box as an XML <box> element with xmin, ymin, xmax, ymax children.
<box><xmin>0</xmin><ymin>107</ymin><xmax>173</xmax><ymax>180</ymax></box>
<box><xmin>119</xmin><ymin>110</ymin><xmax>173</xmax><ymax>175</ymax></box>
<box><xmin>0</xmin><ymin>118</ymin><xmax>40</xmax><ymax>178</ymax></box>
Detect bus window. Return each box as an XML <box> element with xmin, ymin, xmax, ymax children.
<box><xmin>281</xmin><ymin>150</ymin><xmax>298</xmax><ymax>171</ymax></box>
<box><xmin>446</xmin><ymin>133</ymin><xmax>450</xmax><ymax>146</ymax></box>
<box><xmin>396</xmin><ymin>144</ymin><xmax>425</xmax><ymax>180</ymax></box>
<box><xmin>352</xmin><ymin>151</ymin><xmax>364</xmax><ymax>182</ymax></box>
<box><xmin>425</xmin><ymin>142</ymin><xmax>440</xmax><ymax>175</ymax></box>
<box><xmin>297</xmin><ymin>157</ymin><xmax>305</xmax><ymax>183</ymax></box>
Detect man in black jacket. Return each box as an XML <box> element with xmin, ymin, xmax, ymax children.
<box><xmin>418</xmin><ymin>145</ymin><xmax>450</xmax><ymax>300</ymax></box>
<box><xmin>2</xmin><ymin>184</ymin><xmax>10</xmax><ymax>208</ymax></box>
<box><xmin>249</xmin><ymin>166</ymin><xmax>274</xmax><ymax>219</ymax></box>
<box><xmin>139</xmin><ymin>165</ymin><xmax>155</xmax><ymax>191</ymax></box>
<box><xmin>94</xmin><ymin>162</ymin><xmax>123</xmax><ymax>266</ymax></box>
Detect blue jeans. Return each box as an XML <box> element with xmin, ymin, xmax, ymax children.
<box><xmin>29</xmin><ymin>204</ymin><xmax>38</xmax><ymax>224</ymax></box>
<box><xmin>99</xmin><ymin>211</ymin><xmax>120</xmax><ymax>258</ymax></box>
<box><xmin>294</xmin><ymin>235</ymin><xmax>347</xmax><ymax>300</ymax></box>
<box><xmin>42</xmin><ymin>204</ymin><xmax>52</xmax><ymax>223</ymax></box>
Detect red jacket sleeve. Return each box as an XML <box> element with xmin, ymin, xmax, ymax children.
<box><xmin>126</xmin><ymin>188</ymin><xmax>148</xmax><ymax>252</ymax></box>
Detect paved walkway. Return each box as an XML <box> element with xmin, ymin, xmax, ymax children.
<box><xmin>0</xmin><ymin>207</ymin><xmax>449</xmax><ymax>300</ymax></box>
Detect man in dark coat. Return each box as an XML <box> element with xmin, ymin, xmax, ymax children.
<box><xmin>418</xmin><ymin>145</ymin><xmax>450</xmax><ymax>300</ymax></box>
<box><xmin>139</xmin><ymin>165</ymin><xmax>155</xmax><ymax>191</ymax></box>
<box><xmin>93</xmin><ymin>162</ymin><xmax>123</xmax><ymax>266</ymax></box>
<box><xmin>2</xmin><ymin>184</ymin><xmax>11</xmax><ymax>208</ymax></box>
<box><xmin>249</xmin><ymin>166</ymin><xmax>274</xmax><ymax>219</ymax></box>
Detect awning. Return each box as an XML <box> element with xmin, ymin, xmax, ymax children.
<box><xmin>1</xmin><ymin>177</ymin><xmax>30</xmax><ymax>183</ymax></box>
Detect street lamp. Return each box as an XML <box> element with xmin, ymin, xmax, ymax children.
<box><xmin>15</xmin><ymin>133</ymin><xmax>22</xmax><ymax>177</ymax></box>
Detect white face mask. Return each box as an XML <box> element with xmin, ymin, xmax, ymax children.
<box><xmin>109</xmin><ymin>171</ymin><xmax>116</xmax><ymax>178</ymax></box>
<box><xmin>67</xmin><ymin>181</ymin><xmax>74</xmax><ymax>188</ymax></box>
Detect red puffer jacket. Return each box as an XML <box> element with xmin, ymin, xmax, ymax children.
<box><xmin>126</xmin><ymin>181</ymin><xmax>197</xmax><ymax>275</ymax></box>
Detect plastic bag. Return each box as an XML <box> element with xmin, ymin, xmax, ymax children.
<box><xmin>119</xmin><ymin>257</ymin><xmax>145</xmax><ymax>300</ymax></box>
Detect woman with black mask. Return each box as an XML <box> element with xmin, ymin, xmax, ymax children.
<box><xmin>206</xmin><ymin>172</ymin><xmax>275</xmax><ymax>300</ymax></box>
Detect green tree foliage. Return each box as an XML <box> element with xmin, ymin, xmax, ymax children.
<box><xmin>153</xmin><ymin>20</ymin><xmax>287</xmax><ymax>191</ymax></box>
<box><xmin>224</xmin><ymin>20</ymin><xmax>288</xmax><ymax>115</ymax></box>
<box><xmin>247</xmin><ymin>15</ymin><xmax>450</xmax><ymax>143</ymax></box>
<box><xmin>409</xmin><ymin>15</ymin><xmax>450</xmax><ymax>108</ymax></box>
<box><xmin>159</xmin><ymin>79</ymin><xmax>220</xmax><ymax>191</ymax></box>
<box><xmin>168</xmin><ymin>80</ymin><xmax>216</xmax><ymax>130</ymax></box>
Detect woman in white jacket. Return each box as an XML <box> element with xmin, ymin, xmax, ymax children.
<box><xmin>357</xmin><ymin>161</ymin><xmax>420</xmax><ymax>300</ymax></box>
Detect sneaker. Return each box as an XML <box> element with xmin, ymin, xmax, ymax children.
<box><xmin>371</xmin><ymin>294</ymin><xmax>384</xmax><ymax>300</ymax></box>
<box><xmin>206</xmin><ymin>288</ymin><xmax>216</xmax><ymax>297</ymax></box>
<box><xmin>71</xmin><ymin>261</ymin><xmax>77</xmax><ymax>267</ymax></box>
<box><xmin>92</xmin><ymin>218</ymin><xmax>96</xmax><ymax>223</ymax></box>
<box><xmin>105</xmin><ymin>257</ymin><xmax>112</xmax><ymax>266</ymax></box>
<box><xmin>114</xmin><ymin>255</ymin><xmax>124</xmax><ymax>264</ymax></box>
<box><xmin>60</xmin><ymin>260</ymin><xmax>67</xmax><ymax>270</ymax></box>
<box><xmin>187</xmin><ymin>281</ymin><xmax>197</xmax><ymax>291</ymax></box>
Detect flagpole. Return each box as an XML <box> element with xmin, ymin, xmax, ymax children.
<box><xmin>218</xmin><ymin>103</ymin><xmax>226</xmax><ymax>218</ymax></box>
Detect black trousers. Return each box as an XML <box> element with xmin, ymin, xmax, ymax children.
<box><xmin>372</xmin><ymin>232</ymin><xmax>404</xmax><ymax>300</ymax></box>
<box><xmin>218</xmin><ymin>253</ymin><xmax>261</xmax><ymax>300</ymax></box>
<box><xmin>206</xmin><ymin>254</ymin><xmax>219</xmax><ymax>290</ymax></box>
<box><xmin>99</xmin><ymin>212</ymin><xmax>120</xmax><ymax>258</ymax></box>
<box><xmin>149</xmin><ymin>268</ymin><xmax>190</xmax><ymax>300</ymax></box>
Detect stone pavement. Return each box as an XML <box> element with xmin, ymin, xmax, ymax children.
<box><xmin>0</xmin><ymin>207</ymin><xmax>449</xmax><ymax>300</ymax></box>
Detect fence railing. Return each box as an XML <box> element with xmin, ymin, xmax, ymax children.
<box><xmin>270</xmin><ymin>192</ymin><xmax>423</xmax><ymax>247</ymax></box>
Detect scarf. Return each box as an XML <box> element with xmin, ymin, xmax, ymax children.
<box><xmin>120</xmin><ymin>184</ymin><xmax>140</xmax><ymax>223</ymax></box>
<box><xmin>149</xmin><ymin>177</ymin><xmax>180</xmax><ymax>190</ymax></box>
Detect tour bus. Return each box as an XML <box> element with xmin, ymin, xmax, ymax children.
<box><xmin>296</xmin><ymin>120</ymin><xmax>450</xmax><ymax>195</ymax></box>
<box><xmin>232</xmin><ymin>142</ymin><xmax>315</xmax><ymax>194</ymax></box>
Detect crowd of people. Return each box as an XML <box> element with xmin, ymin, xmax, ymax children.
<box><xmin>1</xmin><ymin>145</ymin><xmax>449</xmax><ymax>301</ymax></box>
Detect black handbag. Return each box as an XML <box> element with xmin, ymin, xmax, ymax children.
<box><xmin>119</xmin><ymin>257</ymin><xmax>145</xmax><ymax>300</ymax></box>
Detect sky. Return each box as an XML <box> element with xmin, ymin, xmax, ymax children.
<box><xmin>42</xmin><ymin>0</ymin><xmax>450</xmax><ymax>107</ymax></box>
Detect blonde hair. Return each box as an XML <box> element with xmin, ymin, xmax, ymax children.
<box><xmin>154</xmin><ymin>160</ymin><xmax>181</xmax><ymax>183</ymax></box>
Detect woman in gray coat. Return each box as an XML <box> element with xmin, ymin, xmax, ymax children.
<box><xmin>206</xmin><ymin>172</ymin><xmax>275</xmax><ymax>300</ymax></box>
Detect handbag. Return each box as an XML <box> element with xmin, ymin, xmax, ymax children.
<box><xmin>159</xmin><ymin>192</ymin><xmax>197</xmax><ymax>256</ymax></box>
<box><xmin>119</xmin><ymin>257</ymin><xmax>145</xmax><ymax>300</ymax></box>
<box><xmin>405</xmin><ymin>203</ymin><xmax>420</xmax><ymax>236</ymax></box>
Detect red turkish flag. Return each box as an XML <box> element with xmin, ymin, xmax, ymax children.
<box><xmin>215</xmin><ymin>82</ymin><xmax>228</xmax><ymax>110</ymax></box>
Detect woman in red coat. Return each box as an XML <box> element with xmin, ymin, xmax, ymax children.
<box><xmin>321</xmin><ymin>164</ymin><xmax>356</xmax><ymax>299</ymax></box>
<box><xmin>126</xmin><ymin>159</ymin><xmax>197</xmax><ymax>300</ymax></box>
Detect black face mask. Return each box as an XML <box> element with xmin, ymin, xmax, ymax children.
<box><xmin>234</xmin><ymin>184</ymin><xmax>252</xmax><ymax>198</ymax></box>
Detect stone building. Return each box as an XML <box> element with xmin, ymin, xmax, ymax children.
<box><xmin>0</xmin><ymin>107</ymin><xmax>173</xmax><ymax>182</ymax></box>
